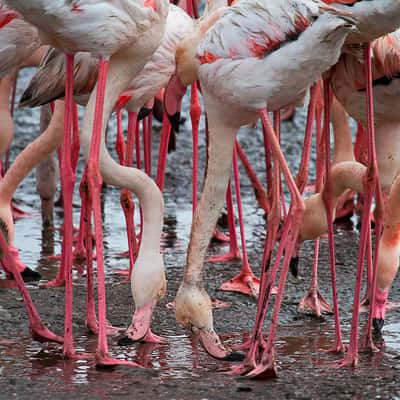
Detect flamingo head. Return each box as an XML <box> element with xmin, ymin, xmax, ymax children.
<box><xmin>164</xmin><ymin>71</ymin><xmax>188</xmax><ymax>133</ymax></box>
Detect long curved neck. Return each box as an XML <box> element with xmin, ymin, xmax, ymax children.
<box><xmin>185</xmin><ymin>93</ymin><xmax>237</xmax><ymax>284</ymax></box>
<box><xmin>331</xmin><ymin>96</ymin><xmax>355</xmax><ymax>165</ymax></box>
<box><xmin>375</xmin><ymin>121</ymin><xmax>400</xmax><ymax>191</ymax></box>
<box><xmin>80</xmin><ymin>51</ymin><xmax>163</xmax><ymax>257</ymax></box>
<box><xmin>0</xmin><ymin>100</ymin><xmax>64</xmax><ymax>204</ymax></box>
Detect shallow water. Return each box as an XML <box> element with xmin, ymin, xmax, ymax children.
<box><xmin>0</xmin><ymin>69</ymin><xmax>399</xmax><ymax>399</ymax></box>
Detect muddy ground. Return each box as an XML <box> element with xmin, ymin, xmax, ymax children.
<box><xmin>0</xmin><ymin>70</ymin><xmax>400</xmax><ymax>399</ymax></box>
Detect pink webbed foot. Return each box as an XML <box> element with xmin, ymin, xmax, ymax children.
<box><xmin>41</xmin><ymin>277</ymin><xmax>66</xmax><ymax>287</ymax></box>
<box><xmin>220</xmin><ymin>272</ymin><xmax>260</xmax><ymax>297</ymax></box>
<box><xmin>323</xmin><ymin>338</ymin><xmax>347</xmax><ymax>354</ymax></box>
<box><xmin>85</xmin><ymin>316</ymin><xmax>124</xmax><ymax>336</ymax></box>
<box><xmin>95</xmin><ymin>351</ymin><xmax>143</xmax><ymax>369</ymax></box>
<box><xmin>30</xmin><ymin>321</ymin><xmax>64</xmax><ymax>345</ymax></box>
<box><xmin>332</xmin><ymin>352</ymin><xmax>358</xmax><ymax>369</ymax></box>
<box><xmin>206</xmin><ymin>248</ymin><xmax>242</xmax><ymax>263</ymax></box>
<box><xmin>211</xmin><ymin>228</ymin><xmax>230</xmax><ymax>243</ymax></box>
<box><xmin>298</xmin><ymin>287</ymin><xmax>333</xmax><ymax>317</ymax></box>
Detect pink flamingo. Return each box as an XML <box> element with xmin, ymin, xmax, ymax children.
<box><xmin>3</xmin><ymin>0</ymin><xmax>169</xmax><ymax>367</ymax></box>
<box><xmin>330</xmin><ymin>28</ymin><xmax>400</xmax><ymax>343</ymax></box>
<box><xmin>172</xmin><ymin>0</ymin><xmax>356</xmax><ymax>370</ymax></box>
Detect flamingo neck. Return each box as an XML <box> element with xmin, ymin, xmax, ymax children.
<box><xmin>0</xmin><ymin>101</ymin><xmax>64</xmax><ymax>205</ymax></box>
<box><xmin>184</xmin><ymin>99</ymin><xmax>237</xmax><ymax>284</ymax></box>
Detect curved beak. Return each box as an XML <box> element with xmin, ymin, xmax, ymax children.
<box><xmin>164</xmin><ymin>72</ymin><xmax>187</xmax><ymax>133</ymax></box>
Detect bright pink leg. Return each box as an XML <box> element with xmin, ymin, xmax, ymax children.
<box><xmin>71</xmin><ymin>102</ymin><xmax>80</xmax><ymax>172</ymax></box>
<box><xmin>321</xmin><ymin>79</ymin><xmax>345</xmax><ymax>353</ymax></box>
<box><xmin>230</xmin><ymin>108</ymin><xmax>305</xmax><ymax>378</ymax></box>
<box><xmin>156</xmin><ymin>112</ymin><xmax>171</xmax><ymax>192</ymax></box>
<box><xmin>206</xmin><ymin>180</ymin><xmax>241</xmax><ymax>263</ymax></box>
<box><xmin>219</xmin><ymin>143</ymin><xmax>260</xmax><ymax>297</ymax></box>
<box><xmin>115</xmin><ymin>109</ymin><xmax>125</xmax><ymax>165</ymax></box>
<box><xmin>0</xmin><ymin>231</ymin><xmax>63</xmax><ymax>344</ymax></box>
<box><xmin>146</xmin><ymin>113</ymin><xmax>152</xmax><ymax>176</ymax></box>
<box><xmin>86</xmin><ymin>58</ymin><xmax>141</xmax><ymax>368</ymax></box>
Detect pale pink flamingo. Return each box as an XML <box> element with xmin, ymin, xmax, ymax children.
<box><xmin>2</xmin><ymin>0</ymin><xmax>169</xmax><ymax>367</ymax></box>
<box><xmin>318</xmin><ymin>0</ymin><xmax>400</xmax><ymax>366</ymax></box>
<box><xmin>330</xmin><ymin>29</ymin><xmax>400</xmax><ymax>346</ymax></box>
<box><xmin>172</xmin><ymin>0</ymin><xmax>356</xmax><ymax>375</ymax></box>
<box><xmin>20</xmin><ymin>4</ymin><xmax>194</xmax><ymax>287</ymax></box>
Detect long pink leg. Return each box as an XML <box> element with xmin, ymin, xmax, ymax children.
<box><xmin>115</xmin><ymin>109</ymin><xmax>125</xmax><ymax>165</ymax></box>
<box><xmin>71</xmin><ymin>103</ymin><xmax>80</xmax><ymax>172</ymax></box>
<box><xmin>146</xmin><ymin>113</ymin><xmax>152</xmax><ymax>176</ymax></box>
<box><xmin>236</xmin><ymin>143</ymin><xmax>270</xmax><ymax>215</ymax></box>
<box><xmin>341</xmin><ymin>44</ymin><xmax>383</xmax><ymax>364</ymax></box>
<box><xmin>219</xmin><ymin>143</ymin><xmax>260</xmax><ymax>297</ymax></box>
<box><xmin>142</xmin><ymin>117</ymin><xmax>150</xmax><ymax>176</ymax></box>
<box><xmin>321</xmin><ymin>79</ymin><xmax>345</xmax><ymax>353</ymax></box>
<box><xmin>298</xmin><ymin>95</ymin><xmax>332</xmax><ymax>316</ymax></box>
<box><xmin>0</xmin><ymin>231</ymin><xmax>63</xmax><ymax>344</ymax></box>
<box><xmin>135</xmin><ymin>120</ymin><xmax>144</xmax><ymax>247</ymax></box>
<box><xmin>231</xmin><ymin>108</ymin><xmax>305</xmax><ymax>378</ymax></box>
<box><xmin>191</xmin><ymin>82</ymin><xmax>201</xmax><ymax>216</ymax></box>
<box><xmin>86</xmin><ymin>58</ymin><xmax>141</xmax><ymax>367</ymax></box>
<box><xmin>156</xmin><ymin>112</ymin><xmax>171</xmax><ymax>192</ymax></box>
<box><xmin>58</xmin><ymin>54</ymin><xmax>80</xmax><ymax>358</ymax></box>
<box><xmin>206</xmin><ymin>180</ymin><xmax>241</xmax><ymax>263</ymax></box>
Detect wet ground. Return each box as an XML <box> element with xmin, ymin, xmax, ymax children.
<box><xmin>0</xmin><ymin>70</ymin><xmax>400</xmax><ymax>399</ymax></box>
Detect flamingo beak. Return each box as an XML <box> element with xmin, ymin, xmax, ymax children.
<box><xmin>164</xmin><ymin>72</ymin><xmax>187</xmax><ymax>133</ymax></box>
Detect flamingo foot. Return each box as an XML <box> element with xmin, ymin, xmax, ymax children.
<box><xmin>211</xmin><ymin>228</ymin><xmax>230</xmax><ymax>243</ymax></box>
<box><xmin>323</xmin><ymin>338</ymin><xmax>346</xmax><ymax>354</ymax></box>
<box><xmin>95</xmin><ymin>352</ymin><xmax>143</xmax><ymax>369</ymax></box>
<box><xmin>41</xmin><ymin>277</ymin><xmax>66</xmax><ymax>287</ymax></box>
<box><xmin>118</xmin><ymin>328</ymin><xmax>166</xmax><ymax>345</ymax></box>
<box><xmin>220</xmin><ymin>272</ymin><xmax>260</xmax><ymax>297</ymax></box>
<box><xmin>206</xmin><ymin>249</ymin><xmax>242</xmax><ymax>263</ymax></box>
<box><xmin>85</xmin><ymin>316</ymin><xmax>124</xmax><ymax>336</ymax></box>
<box><xmin>332</xmin><ymin>352</ymin><xmax>358</xmax><ymax>369</ymax></box>
<box><xmin>298</xmin><ymin>287</ymin><xmax>333</xmax><ymax>317</ymax></box>
<box><xmin>31</xmin><ymin>323</ymin><xmax>64</xmax><ymax>345</ymax></box>
<box><xmin>112</xmin><ymin>269</ymin><xmax>129</xmax><ymax>276</ymax></box>
<box><xmin>63</xmin><ymin>350</ymin><xmax>93</xmax><ymax>360</ymax></box>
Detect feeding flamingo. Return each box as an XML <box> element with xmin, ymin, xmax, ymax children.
<box><xmin>1</xmin><ymin>0</ymin><xmax>169</xmax><ymax>367</ymax></box>
<box><xmin>170</xmin><ymin>0</ymin><xmax>356</xmax><ymax>372</ymax></box>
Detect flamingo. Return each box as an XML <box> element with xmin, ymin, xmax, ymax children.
<box><xmin>171</xmin><ymin>0</ymin><xmax>356</xmax><ymax>373</ymax></box>
<box><xmin>2</xmin><ymin>0</ymin><xmax>169</xmax><ymax>367</ymax></box>
<box><xmin>330</xmin><ymin>28</ymin><xmax>400</xmax><ymax>342</ymax></box>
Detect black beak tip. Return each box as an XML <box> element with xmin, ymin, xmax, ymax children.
<box><xmin>138</xmin><ymin>107</ymin><xmax>152</xmax><ymax>120</ymax></box>
<box><xmin>289</xmin><ymin>257</ymin><xmax>299</xmax><ymax>278</ymax></box>
<box><xmin>223</xmin><ymin>351</ymin><xmax>246</xmax><ymax>362</ymax></box>
<box><xmin>21</xmin><ymin>267</ymin><xmax>41</xmax><ymax>281</ymax></box>
<box><xmin>373</xmin><ymin>318</ymin><xmax>385</xmax><ymax>334</ymax></box>
<box><xmin>117</xmin><ymin>335</ymin><xmax>135</xmax><ymax>346</ymax></box>
<box><xmin>169</xmin><ymin>112</ymin><xmax>181</xmax><ymax>133</ymax></box>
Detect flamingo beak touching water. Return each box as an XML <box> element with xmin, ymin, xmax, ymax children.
<box><xmin>164</xmin><ymin>71</ymin><xmax>187</xmax><ymax>133</ymax></box>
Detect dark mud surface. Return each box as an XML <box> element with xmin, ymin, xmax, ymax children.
<box><xmin>0</xmin><ymin>70</ymin><xmax>400</xmax><ymax>399</ymax></box>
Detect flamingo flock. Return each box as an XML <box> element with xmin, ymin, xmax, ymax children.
<box><xmin>0</xmin><ymin>0</ymin><xmax>399</xmax><ymax>380</ymax></box>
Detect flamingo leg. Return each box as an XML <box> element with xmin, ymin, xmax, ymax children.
<box><xmin>298</xmin><ymin>101</ymin><xmax>332</xmax><ymax>316</ymax></box>
<box><xmin>115</xmin><ymin>109</ymin><xmax>126</xmax><ymax>165</ymax></box>
<box><xmin>219</xmin><ymin>143</ymin><xmax>260</xmax><ymax>297</ymax></box>
<box><xmin>0</xmin><ymin>231</ymin><xmax>63</xmax><ymax>344</ymax></box>
<box><xmin>85</xmin><ymin>58</ymin><xmax>141</xmax><ymax>368</ymax></box>
<box><xmin>231</xmin><ymin>108</ymin><xmax>305</xmax><ymax>378</ymax></box>
<box><xmin>156</xmin><ymin>112</ymin><xmax>171</xmax><ymax>192</ymax></box>
<box><xmin>206</xmin><ymin>180</ymin><xmax>242</xmax><ymax>263</ymax></box>
<box><xmin>321</xmin><ymin>79</ymin><xmax>345</xmax><ymax>354</ymax></box>
<box><xmin>146</xmin><ymin>113</ymin><xmax>152</xmax><ymax>176</ymax></box>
